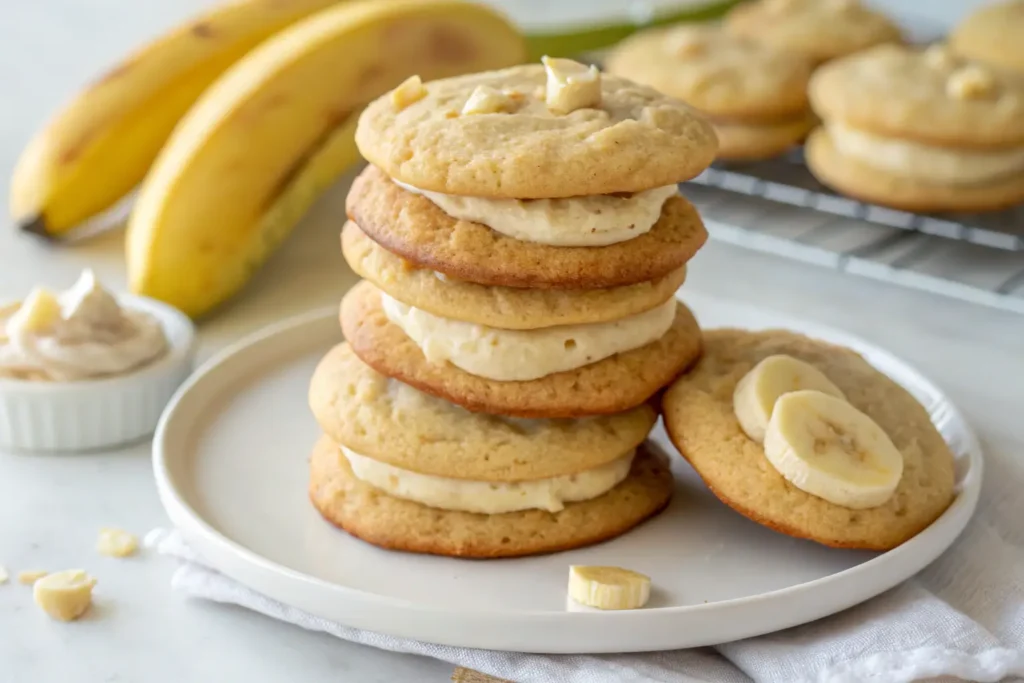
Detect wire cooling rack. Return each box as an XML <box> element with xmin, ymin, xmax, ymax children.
<box><xmin>682</xmin><ymin>164</ymin><xmax>1024</xmax><ymax>315</ymax></box>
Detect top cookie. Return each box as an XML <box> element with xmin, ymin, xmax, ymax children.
<box><xmin>810</xmin><ymin>44</ymin><xmax>1024</xmax><ymax>148</ymax></box>
<box><xmin>725</xmin><ymin>0</ymin><xmax>901</xmax><ymax>63</ymax></box>
<box><xmin>950</xmin><ymin>0</ymin><xmax>1024</xmax><ymax>73</ymax></box>
<box><xmin>356</xmin><ymin>63</ymin><xmax>717</xmax><ymax>198</ymax></box>
<box><xmin>606</xmin><ymin>22</ymin><xmax>814</xmax><ymax>122</ymax></box>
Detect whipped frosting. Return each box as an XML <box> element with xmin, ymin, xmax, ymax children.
<box><xmin>342</xmin><ymin>445</ymin><xmax>634</xmax><ymax>514</ymax></box>
<box><xmin>394</xmin><ymin>179</ymin><xmax>678</xmax><ymax>247</ymax></box>
<box><xmin>828</xmin><ymin>121</ymin><xmax>1024</xmax><ymax>184</ymax></box>
<box><xmin>381</xmin><ymin>293</ymin><xmax>676</xmax><ymax>381</ymax></box>
<box><xmin>0</xmin><ymin>270</ymin><xmax>168</xmax><ymax>381</ymax></box>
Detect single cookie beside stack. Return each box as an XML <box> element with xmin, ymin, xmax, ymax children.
<box><xmin>806</xmin><ymin>44</ymin><xmax>1024</xmax><ymax>213</ymax></box>
<box><xmin>607</xmin><ymin>22</ymin><xmax>816</xmax><ymax>161</ymax></box>
<box><xmin>308</xmin><ymin>60</ymin><xmax>718</xmax><ymax>558</ymax></box>
<box><xmin>950</xmin><ymin>0</ymin><xmax>1024</xmax><ymax>75</ymax></box>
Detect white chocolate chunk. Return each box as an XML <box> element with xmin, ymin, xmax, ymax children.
<box><xmin>541</xmin><ymin>56</ymin><xmax>602</xmax><ymax>114</ymax></box>
<box><xmin>96</xmin><ymin>528</ymin><xmax>139</xmax><ymax>558</ymax></box>
<box><xmin>461</xmin><ymin>85</ymin><xmax>516</xmax><ymax>115</ymax></box>
<box><xmin>391</xmin><ymin>75</ymin><xmax>427</xmax><ymax>110</ymax></box>
<box><xmin>33</xmin><ymin>570</ymin><xmax>97</xmax><ymax>621</ymax></box>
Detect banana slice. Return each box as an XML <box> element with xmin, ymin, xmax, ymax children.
<box><xmin>763</xmin><ymin>390</ymin><xmax>903</xmax><ymax>509</ymax></box>
<box><xmin>733</xmin><ymin>354</ymin><xmax>846</xmax><ymax>443</ymax></box>
<box><xmin>568</xmin><ymin>565</ymin><xmax>651</xmax><ymax>610</ymax></box>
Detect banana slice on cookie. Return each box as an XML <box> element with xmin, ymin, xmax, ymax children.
<box><xmin>763</xmin><ymin>390</ymin><xmax>903</xmax><ymax>509</ymax></box>
<box><xmin>733</xmin><ymin>354</ymin><xmax>846</xmax><ymax>442</ymax></box>
<box><xmin>568</xmin><ymin>565</ymin><xmax>651</xmax><ymax>610</ymax></box>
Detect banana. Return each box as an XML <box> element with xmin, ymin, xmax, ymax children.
<box><xmin>763</xmin><ymin>390</ymin><xmax>904</xmax><ymax>509</ymax></box>
<box><xmin>568</xmin><ymin>565</ymin><xmax>651</xmax><ymax>610</ymax></box>
<box><xmin>127</xmin><ymin>0</ymin><xmax>526</xmax><ymax>318</ymax></box>
<box><xmin>733</xmin><ymin>354</ymin><xmax>846</xmax><ymax>443</ymax></box>
<box><xmin>10</xmin><ymin>0</ymin><xmax>351</xmax><ymax>238</ymax></box>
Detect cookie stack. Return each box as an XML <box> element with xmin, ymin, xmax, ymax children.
<box><xmin>308</xmin><ymin>59</ymin><xmax>717</xmax><ymax>558</ymax></box>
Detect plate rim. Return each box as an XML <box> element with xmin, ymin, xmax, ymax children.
<box><xmin>152</xmin><ymin>295</ymin><xmax>983</xmax><ymax>653</ymax></box>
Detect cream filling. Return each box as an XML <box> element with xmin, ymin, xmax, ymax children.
<box><xmin>381</xmin><ymin>293</ymin><xmax>676</xmax><ymax>381</ymax></box>
<box><xmin>828</xmin><ymin>121</ymin><xmax>1024</xmax><ymax>184</ymax></box>
<box><xmin>394</xmin><ymin>179</ymin><xmax>678</xmax><ymax>247</ymax></box>
<box><xmin>342</xmin><ymin>445</ymin><xmax>635</xmax><ymax>514</ymax></box>
<box><xmin>0</xmin><ymin>270</ymin><xmax>168</xmax><ymax>382</ymax></box>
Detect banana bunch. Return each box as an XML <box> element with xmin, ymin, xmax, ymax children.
<box><xmin>11</xmin><ymin>0</ymin><xmax>526</xmax><ymax>318</ymax></box>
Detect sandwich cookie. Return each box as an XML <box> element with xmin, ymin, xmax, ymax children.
<box><xmin>342</xmin><ymin>221</ymin><xmax>688</xmax><ymax>330</ymax></box>
<box><xmin>807</xmin><ymin>44</ymin><xmax>1024</xmax><ymax>212</ymax></box>
<box><xmin>607</xmin><ymin>23</ymin><xmax>816</xmax><ymax>161</ymax></box>
<box><xmin>346</xmin><ymin>165</ymin><xmax>707</xmax><ymax>290</ymax></box>
<box><xmin>340</xmin><ymin>280</ymin><xmax>702</xmax><ymax>418</ymax></box>
<box><xmin>309</xmin><ymin>436</ymin><xmax>674</xmax><ymax>558</ymax></box>
<box><xmin>950</xmin><ymin>0</ymin><xmax>1024</xmax><ymax>74</ymax></box>
<box><xmin>307</xmin><ymin>345</ymin><xmax>672</xmax><ymax>557</ymax></box>
<box><xmin>355</xmin><ymin>63</ymin><xmax>717</xmax><ymax>198</ymax></box>
<box><xmin>662</xmin><ymin>329</ymin><xmax>955</xmax><ymax>551</ymax></box>
<box><xmin>725</xmin><ymin>0</ymin><xmax>901</xmax><ymax>64</ymax></box>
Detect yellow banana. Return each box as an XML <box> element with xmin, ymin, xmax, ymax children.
<box><xmin>10</xmin><ymin>0</ymin><xmax>348</xmax><ymax>238</ymax></box>
<box><xmin>127</xmin><ymin>0</ymin><xmax>525</xmax><ymax>319</ymax></box>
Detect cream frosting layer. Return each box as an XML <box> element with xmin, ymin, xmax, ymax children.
<box><xmin>393</xmin><ymin>179</ymin><xmax>679</xmax><ymax>247</ymax></box>
<box><xmin>0</xmin><ymin>270</ymin><xmax>168</xmax><ymax>382</ymax></box>
<box><xmin>380</xmin><ymin>292</ymin><xmax>676</xmax><ymax>381</ymax></box>
<box><xmin>828</xmin><ymin>120</ymin><xmax>1024</xmax><ymax>184</ymax></box>
<box><xmin>342</xmin><ymin>445</ymin><xmax>635</xmax><ymax>514</ymax></box>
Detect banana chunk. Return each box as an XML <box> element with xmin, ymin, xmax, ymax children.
<box><xmin>764</xmin><ymin>390</ymin><xmax>903</xmax><ymax>509</ymax></box>
<box><xmin>542</xmin><ymin>56</ymin><xmax>601</xmax><ymax>114</ymax></box>
<box><xmin>733</xmin><ymin>354</ymin><xmax>846</xmax><ymax>443</ymax></box>
<box><xmin>33</xmin><ymin>569</ymin><xmax>97</xmax><ymax>621</ymax></box>
<box><xmin>7</xmin><ymin>288</ymin><xmax>62</xmax><ymax>334</ymax></box>
<box><xmin>568</xmin><ymin>565</ymin><xmax>650</xmax><ymax>610</ymax></box>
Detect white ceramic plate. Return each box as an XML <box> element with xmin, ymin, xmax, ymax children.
<box><xmin>153</xmin><ymin>292</ymin><xmax>982</xmax><ymax>653</ymax></box>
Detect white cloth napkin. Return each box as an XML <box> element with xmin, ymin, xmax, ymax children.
<box><xmin>148</xmin><ymin>482</ymin><xmax>1024</xmax><ymax>683</ymax></box>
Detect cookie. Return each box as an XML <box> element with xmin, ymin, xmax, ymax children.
<box><xmin>342</xmin><ymin>222</ymin><xmax>687</xmax><ymax>330</ymax></box>
<box><xmin>713</xmin><ymin>114</ymin><xmax>816</xmax><ymax>162</ymax></box>
<box><xmin>606</xmin><ymin>23</ymin><xmax>814</xmax><ymax>123</ymax></box>
<box><xmin>355</xmin><ymin>64</ymin><xmax>717</xmax><ymax>198</ymax></box>
<box><xmin>950</xmin><ymin>0</ymin><xmax>1024</xmax><ymax>74</ymax></box>
<box><xmin>309</xmin><ymin>435</ymin><xmax>674</xmax><ymax>558</ymax></box>
<box><xmin>805</xmin><ymin>127</ymin><xmax>1024</xmax><ymax>213</ymax></box>
<box><xmin>661</xmin><ymin>329</ymin><xmax>956</xmax><ymax>551</ymax></box>
<box><xmin>725</xmin><ymin>0</ymin><xmax>901</xmax><ymax>64</ymax></box>
<box><xmin>342</xmin><ymin>280</ymin><xmax>702</xmax><ymax>418</ymax></box>
<box><xmin>809</xmin><ymin>44</ymin><xmax>1024</xmax><ymax>148</ymax></box>
<box><xmin>347</xmin><ymin>165</ymin><xmax>707</xmax><ymax>289</ymax></box>
<box><xmin>308</xmin><ymin>342</ymin><xmax>657</xmax><ymax>481</ymax></box>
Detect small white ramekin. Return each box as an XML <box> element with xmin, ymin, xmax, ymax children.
<box><xmin>0</xmin><ymin>294</ymin><xmax>196</xmax><ymax>452</ymax></box>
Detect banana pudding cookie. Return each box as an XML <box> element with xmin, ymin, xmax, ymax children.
<box><xmin>307</xmin><ymin>345</ymin><xmax>672</xmax><ymax>557</ymax></box>
<box><xmin>807</xmin><ymin>44</ymin><xmax>1024</xmax><ymax>212</ymax></box>
<box><xmin>725</xmin><ymin>0</ymin><xmax>901</xmax><ymax>64</ymax></box>
<box><xmin>342</xmin><ymin>222</ymin><xmax>688</xmax><ymax>330</ymax></box>
<box><xmin>341</xmin><ymin>280</ymin><xmax>701</xmax><ymax>418</ymax></box>
<box><xmin>950</xmin><ymin>0</ymin><xmax>1024</xmax><ymax>74</ymax></box>
<box><xmin>607</xmin><ymin>23</ymin><xmax>816</xmax><ymax>161</ymax></box>
<box><xmin>355</xmin><ymin>62</ymin><xmax>716</xmax><ymax>198</ymax></box>
<box><xmin>662</xmin><ymin>329</ymin><xmax>956</xmax><ymax>551</ymax></box>
<box><xmin>346</xmin><ymin>165</ymin><xmax>707</xmax><ymax>290</ymax></box>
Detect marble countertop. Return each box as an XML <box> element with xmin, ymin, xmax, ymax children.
<box><xmin>0</xmin><ymin>1</ymin><xmax>1014</xmax><ymax>682</ymax></box>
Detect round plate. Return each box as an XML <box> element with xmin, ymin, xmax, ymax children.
<box><xmin>153</xmin><ymin>292</ymin><xmax>982</xmax><ymax>653</ymax></box>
